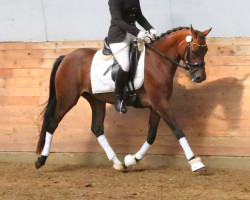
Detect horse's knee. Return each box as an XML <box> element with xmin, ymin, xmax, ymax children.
<box><xmin>147</xmin><ymin>123</ymin><xmax>158</xmax><ymax>144</ymax></box>
<box><xmin>147</xmin><ymin>109</ymin><xmax>160</xmax><ymax>145</ymax></box>
<box><xmin>174</xmin><ymin>132</ymin><xmax>185</xmax><ymax>140</ymax></box>
<box><xmin>165</xmin><ymin>117</ymin><xmax>185</xmax><ymax>139</ymax></box>
<box><xmin>147</xmin><ymin>133</ymin><xmax>156</xmax><ymax>145</ymax></box>
<box><xmin>91</xmin><ymin>123</ymin><xmax>104</xmax><ymax>137</ymax></box>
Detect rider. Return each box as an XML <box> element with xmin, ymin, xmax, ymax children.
<box><xmin>107</xmin><ymin>0</ymin><xmax>156</xmax><ymax>114</ymax></box>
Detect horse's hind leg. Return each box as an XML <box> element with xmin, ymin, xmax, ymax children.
<box><xmin>83</xmin><ymin>93</ymin><xmax>124</xmax><ymax>170</ymax></box>
<box><xmin>124</xmin><ymin>109</ymin><xmax>160</xmax><ymax>167</ymax></box>
<box><xmin>35</xmin><ymin>93</ymin><xmax>80</xmax><ymax>169</ymax></box>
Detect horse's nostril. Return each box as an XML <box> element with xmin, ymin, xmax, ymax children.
<box><xmin>194</xmin><ymin>76</ymin><xmax>204</xmax><ymax>83</ymax></box>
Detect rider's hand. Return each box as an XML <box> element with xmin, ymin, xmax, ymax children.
<box><xmin>137</xmin><ymin>31</ymin><xmax>147</xmax><ymax>40</ymax></box>
<box><xmin>150</xmin><ymin>29</ymin><xmax>157</xmax><ymax>40</ymax></box>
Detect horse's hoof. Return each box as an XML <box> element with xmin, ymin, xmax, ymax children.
<box><xmin>35</xmin><ymin>156</ymin><xmax>47</xmax><ymax>169</ymax></box>
<box><xmin>113</xmin><ymin>163</ymin><xmax>124</xmax><ymax>171</ymax></box>
<box><xmin>189</xmin><ymin>157</ymin><xmax>205</xmax><ymax>172</ymax></box>
<box><xmin>124</xmin><ymin>154</ymin><xmax>137</xmax><ymax>167</ymax></box>
<box><xmin>35</xmin><ymin>160</ymin><xmax>42</xmax><ymax>169</ymax></box>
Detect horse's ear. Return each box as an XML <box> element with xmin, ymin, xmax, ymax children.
<box><xmin>190</xmin><ymin>25</ymin><xmax>198</xmax><ymax>39</ymax></box>
<box><xmin>203</xmin><ymin>27</ymin><xmax>212</xmax><ymax>37</ymax></box>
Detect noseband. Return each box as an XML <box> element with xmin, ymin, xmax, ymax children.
<box><xmin>145</xmin><ymin>37</ymin><xmax>206</xmax><ymax>73</ymax></box>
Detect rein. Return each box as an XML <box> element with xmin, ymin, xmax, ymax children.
<box><xmin>145</xmin><ymin>42</ymin><xmax>189</xmax><ymax>70</ymax></box>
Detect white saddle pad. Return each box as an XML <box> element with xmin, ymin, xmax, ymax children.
<box><xmin>90</xmin><ymin>48</ymin><xmax>145</xmax><ymax>94</ymax></box>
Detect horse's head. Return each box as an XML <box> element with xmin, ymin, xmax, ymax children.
<box><xmin>180</xmin><ymin>26</ymin><xmax>212</xmax><ymax>83</ymax></box>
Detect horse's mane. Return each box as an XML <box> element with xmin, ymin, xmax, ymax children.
<box><xmin>156</xmin><ymin>26</ymin><xmax>190</xmax><ymax>41</ymax></box>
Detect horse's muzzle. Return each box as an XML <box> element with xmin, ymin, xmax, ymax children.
<box><xmin>191</xmin><ymin>75</ymin><xmax>206</xmax><ymax>83</ymax></box>
<box><xmin>190</xmin><ymin>69</ymin><xmax>206</xmax><ymax>83</ymax></box>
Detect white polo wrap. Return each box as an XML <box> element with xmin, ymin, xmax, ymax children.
<box><xmin>179</xmin><ymin>137</ymin><xmax>194</xmax><ymax>160</ymax></box>
<box><xmin>98</xmin><ymin>135</ymin><xmax>116</xmax><ymax>160</ymax></box>
<box><xmin>41</xmin><ymin>132</ymin><xmax>53</xmax><ymax>156</ymax></box>
<box><xmin>135</xmin><ymin>141</ymin><xmax>151</xmax><ymax>160</ymax></box>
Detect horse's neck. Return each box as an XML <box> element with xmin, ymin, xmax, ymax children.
<box><xmin>153</xmin><ymin>31</ymin><xmax>186</xmax><ymax>78</ymax></box>
<box><xmin>154</xmin><ymin>31</ymin><xmax>186</xmax><ymax>60</ymax></box>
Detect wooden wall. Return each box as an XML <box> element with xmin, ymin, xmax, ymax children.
<box><xmin>0</xmin><ymin>38</ymin><xmax>249</xmax><ymax>157</ymax></box>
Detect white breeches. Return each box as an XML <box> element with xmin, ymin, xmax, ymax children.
<box><xmin>109</xmin><ymin>33</ymin><xmax>136</xmax><ymax>72</ymax></box>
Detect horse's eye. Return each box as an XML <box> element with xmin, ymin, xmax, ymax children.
<box><xmin>192</xmin><ymin>50</ymin><xmax>198</xmax><ymax>55</ymax></box>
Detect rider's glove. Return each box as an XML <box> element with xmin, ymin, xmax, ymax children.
<box><xmin>150</xmin><ymin>29</ymin><xmax>157</xmax><ymax>40</ymax></box>
<box><xmin>137</xmin><ymin>31</ymin><xmax>147</xmax><ymax>40</ymax></box>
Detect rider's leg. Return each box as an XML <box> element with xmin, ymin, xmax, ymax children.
<box><xmin>110</xmin><ymin>42</ymin><xmax>129</xmax><ymax>113</ymax></box>
<box><xmin>109</xmin><ymin>33</ymin><xmax>136</xmax><ymax>113</ymax></box>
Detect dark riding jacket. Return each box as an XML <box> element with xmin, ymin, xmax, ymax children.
<box><xmin>107</xmin><ymin>0</ymin><xmax>154</xmax><ymax>44</ymax></box>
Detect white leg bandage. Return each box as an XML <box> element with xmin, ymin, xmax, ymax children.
<box><xmin>135</xmin><ymin>141</ymin><xmax>151</xmax><ymax>160</ymax></box>
<box><xmin>179</xmin><ymin>137</ymin><xmax>194</xmax><ymax>160</ymax></box>
<box><xmin>41</xmin><ymin>132</ymin><xmax>53</xmax><ymax>156</ymax></box>
<box><xmin>98</xmin><ymin>135</ymin><xmax>116</xmax><ymax>161</ymax></box>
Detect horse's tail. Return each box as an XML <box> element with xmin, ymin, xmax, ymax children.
<box><xmin>36</xmin><ymin>55</ymin><xmax>65</xmax><ymax>154</ymax></box>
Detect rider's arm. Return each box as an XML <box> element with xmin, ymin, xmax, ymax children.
<box><xmin>136</xmin><ymin>0</ymin><xmax>154</xmax><ymax>31</ymax></box>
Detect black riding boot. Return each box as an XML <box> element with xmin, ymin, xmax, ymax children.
<box><xmin>115</xmin><ymin>68</ymin><xmax>128</xmax><ymax>113</ymax></box>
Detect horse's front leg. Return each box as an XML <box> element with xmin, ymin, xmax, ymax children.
<box><xmin>84</xmin><ymin>94</ymin><xmax>124</xmax><ymax>171</ymax></box>
<box><xmin>156</xmin><ymin>100</ymin><xmax>205</xmax><ymax>172</ymax></box>
<box><xmin>124</xmin><ymin>109</ymin><xmax>160</xmax><ymax>167</ymax></box>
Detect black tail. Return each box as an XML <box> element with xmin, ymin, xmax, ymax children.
<box><xmin>36</xmin><ymin>56</ymin><xmax>65</xmax><ymax>154</ymax></box>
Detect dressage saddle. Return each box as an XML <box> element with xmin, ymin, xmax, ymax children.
<box><xmin>103</xmin><ymin>37</ymin><xmax>143</xmax><ymax>107</ymax></box>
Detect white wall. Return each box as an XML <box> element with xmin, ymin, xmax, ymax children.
<box><xmin>0</xmin><ymin>0</ymin><xmax>249</xmax><ymax>42</ymax></box>
<box><xmin>0</xmin><ymin>0</ymin><xmax>46</xmax><ymax>42</ymax></box>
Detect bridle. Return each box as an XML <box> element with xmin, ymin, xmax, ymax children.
<box><xmin>145</xmin><ymin>36</ymin><xmax>207</xmax><ymax>74</ymax></box>
<box><xmin>184</xmin><ymin>40</ymin><xmax>206</xmax><ymax>74</ymax></box>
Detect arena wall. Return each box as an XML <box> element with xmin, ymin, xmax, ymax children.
<box><xmin>0</xmin><ymin>38</ymin><xmax>249</xmax><ymax>157</ymax></box>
